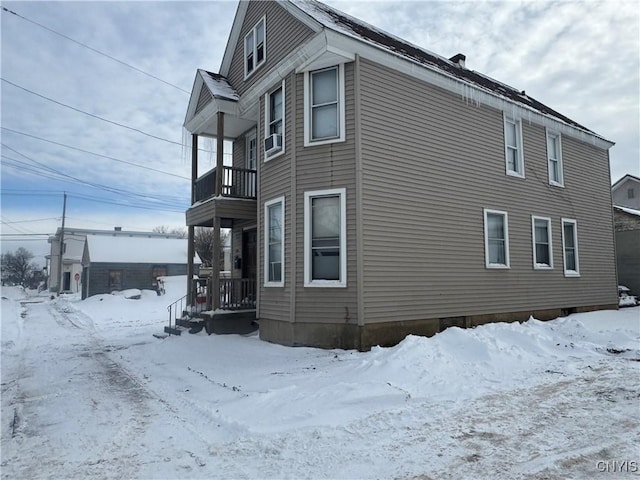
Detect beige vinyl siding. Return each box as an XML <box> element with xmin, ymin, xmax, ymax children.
<box><xmin>292</xmin><ymin>62</ymin><xmax>358</xmax><ymax>325</ymax></box>
<box><xmin>195</xmin><ymin>87</ymin><xmax>212</xmax><ymax>115</ymax></box>
<box><xmin>258</xmin><ymin>74</ymin><xmax>293</xmax><ymax>322</ymax></box>
<box><xmin>227</xmin><ymin>1</ymin><xmax>314</xmax><ymax>96</ymax></box>
<box><xmin>359</xmin><ymin>58</ymin><xmax>616</xmax><ymax>324</ymax></box>
<box><xmin>233</xmin><ymin>134</ymin><xmax>246</xmax><ymax>169</ymax></box>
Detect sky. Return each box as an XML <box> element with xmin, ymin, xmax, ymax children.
<box><xmin>1</xmin><ymin>0</ymin><xmax>639</xmax><ymax>267</ymax></box>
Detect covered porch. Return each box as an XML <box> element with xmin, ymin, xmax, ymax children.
<box><xmin>183</xmin><ymin>69</ymin><xmax>259</xmax><ymax>321</ymax></box>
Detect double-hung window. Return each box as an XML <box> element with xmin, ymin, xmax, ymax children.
<box><xmin>547</xmin><ymin>130</ymin><xmax>564</xmax><ymax>186</ymax></box>
<box><xmin>244</xmin><ymin>17</ymin><xmax>265</xmax><ymax>78</ymax></box>
<box><xmin>264</xmin><ymin>197</ymin><xmax>284</xmax><ymax>286</ymax></box>
<box><xmin>304</xmin><ymin>65</ymin><xmax>345</xmax><ymax>146</ymax></box>
<box><xmin>304</xmin><ymin>188</ymin><xmax>347</xmax><ymax>287</ymax></box>
<box><xmin>503</xmin><ymin>115</ymin><xmax>524</xmax><ymax>177</ymax></box>
<box><xmin>264</xmin><ymin>81</ymin><xmax>284</xmax><ymax>159</ymax></box>
<box><xmin>484</xmin><ymin>209</ymin><xmax>510</xmax><ymax>268</ymax></box>
<box><xmin>561</xmin><ymin>218</ymin><xmax>579</xmax><ymax>277</ymax></box>
<box><xmin>531</xmin><ymin>216</ymin><xmax>553</xmax><ymax>269</ymax></box>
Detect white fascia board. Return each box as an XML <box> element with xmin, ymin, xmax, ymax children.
<box><xmin>277</xmin><ymin>0</ymin><xmax>323</xmax><ymax>33</ymax></box>
<box><xmin>219</xmin><ymin>1</ymin><xmax>249</xmax><ymax>77</ymax></box>
<box><xmin>184</xmin><ymin>73</ymin><xmax>205</xmax><ymax>127</ymax></box>
<box><xmin>184</xmin><ymin>98</ymin><xmax>240</xmax><ymax>135</ymax></box>
<box><xmin>324</xmin><ymin>30</ymin><xmax>614</xmax><ymax>150</ymax></box>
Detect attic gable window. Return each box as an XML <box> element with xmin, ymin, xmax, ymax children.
<box><xmin>503</xmin><ymin>114</ymin><xmax>524</xmax><ymax>178</ymax></box>
<box><xmin>244</xmin><ymin>17</ymin><xmax>266</xmax><ymax>78</ymax></box>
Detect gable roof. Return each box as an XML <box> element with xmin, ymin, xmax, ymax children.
<box><xmin>216</xmin><ymin>0</ymin><xmax>611</xmax><ymax>147</ymax></box>
<box><xmin>84</xmin><ymin>236</ymin><xmax>201</xmax><ymax>265</ymax></box>
<box><xmin>612</xmin><ymin>174</ymin><xmax>640</xmax><ymax>191</ymax></box>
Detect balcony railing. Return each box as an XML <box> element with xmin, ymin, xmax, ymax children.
<box><xmin>193</xmin><ymin>277</ymin><xmax>256</xmax><ymax>311</ymax></box>
<box><xmin>194</xmin><ymin>166</ymin><xmax>257</xmax><ymax>203</ymax></box>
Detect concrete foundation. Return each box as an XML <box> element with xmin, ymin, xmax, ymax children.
<box><xmin>259</xmin><ymin>303</ymin><xmax>619</xmax><ymax>351</ymax></box>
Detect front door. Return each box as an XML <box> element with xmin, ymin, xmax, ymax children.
<box><xmin>242</xmin><ymin>229</ymin><xmax>257</xmax><ymax>280</ymax></box>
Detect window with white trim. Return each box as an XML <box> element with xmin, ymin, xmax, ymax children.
<box><xmin>244</xmin><ymin>17</ymin><xmax>265</xmax><ymax>78</ymax></box>
<box><xmin>561</xmin><ymin>218</ymin><xmax>579</xmax><ymax>276</ymax></box>
<box><xmin>246</xmin><ymin>131</ymin><xmax>257</xmax><ymax>170</ymax></box>
<box><xmin>547</xmin><ymin>130</ymin><xmax>564</xmax><ymax>186</ymax></box>
<box><xmin>304</xmin><ymin>65</ymin><xmax>345</xmax><ymax>146</ymax></box>
<box><xmin>264</xmin><ymin>197</ymin><xmax>284</xmax><ymax>286</ymax></box>
<box><xmin>503</xmin><ymin>115</ymin><xmax>524</xmax><ymax>177</ymax></box>
<box><xmin>532</xmin><ymin>216</ymin><xmax>553</xmax><ymax>269</ymax></box>
<box><xmin>264</xmin><ymin>81</ymin><xmax>284</xmax><ymax>160</ymax></box>
<box><xmin>304</xmin><ymin>188</ymin><xmax>347</xmax><ymax>287</ymax></box>
<box><xmin>484</xmin><ymin>209</ymin><xmax>510</xmax><ymax>268</ymax></box>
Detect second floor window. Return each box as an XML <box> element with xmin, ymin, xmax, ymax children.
<box><xmin>304</xmin><ymin>64</ymin><xmax>345</xmax><ymax>146</ymax></box>
<box><xmin>264</xmin><ymin>81</ymin><xmax>285</xmax><ymax>160</ymax></box>
<box><xmin>547</xmin><ymin>131</ymin><xmax>564</xmax><ymax>186</ymax></box>
<box><xmin>504</xmin><ymin>115</ymin><xmax>524</xmax><ymax>178</ymax></box>
<box><xmin>244</xmin><ymin>18</ymin><xmax>265</xmax><ymax>78</ymax></box>
<box><xmin>311</xmin><ymin>67</ymin><xmax>339</xmax><ymax>140</ymax></box>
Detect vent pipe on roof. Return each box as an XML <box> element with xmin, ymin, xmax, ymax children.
<box><xmin>449</xmin><ymin>53</ymin><xmax>466</xmax><ymax>68</ymax></box>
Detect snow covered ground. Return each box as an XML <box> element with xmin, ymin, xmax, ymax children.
<box><xmin>2</xmin><ymin>276</ymin><xmax>639</xmax><ymax>479</ymax></box>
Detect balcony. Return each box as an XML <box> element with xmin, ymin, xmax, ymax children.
<box><xmin>195</xmin><ymin>166</ymin><xmax>257</xmax><ymax>203</ymax></box>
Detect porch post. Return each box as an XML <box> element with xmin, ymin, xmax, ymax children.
<box><xmin>212</xmin><ymin>216</ymin><xmax>221</xmax><ymax>310</ymax></box>
<box><xmin>187</xmin><ymin>225</ymin><xmax>195</xmax><ymax>305</ymax></box>
<box><xmin>187</xmin><ymin>133</ymin><xmax>198</xmax><ymax>306</ymax></box>
<box><xmin>191</xmin><ymin>133</ymin><xmax>198</xmax><ymax>203</ymax></box>
<box><xmin>216</xmin><ymin>112</ymin><xmax>224</xmax><ymax>196</ymax></box>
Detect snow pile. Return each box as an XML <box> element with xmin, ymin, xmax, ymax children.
<box><xmin>64</xmin><ymin>277</ymin><xmax>640</xmax><ymax>434</ymax></box>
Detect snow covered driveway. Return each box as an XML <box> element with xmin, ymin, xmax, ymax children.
<box><xmin>1</xmin><ymin>291</ymin><xmax>210</xmax><ymax>479</ymax></box>
<box><xmin>1</xmin><ymin>281</ymin><xmax>639</xmax><ymax>479</ymax></box>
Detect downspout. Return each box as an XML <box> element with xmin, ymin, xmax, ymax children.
<box><xmin>354</xmin><ymin>54</ymin><xmax>365</xmax><ymax>349</ymax></box>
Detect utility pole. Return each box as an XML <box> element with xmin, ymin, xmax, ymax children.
<box><xmin>57</xmin><ymin>192</ymin><xmax>67</xmax><ymax>296</ymax></box>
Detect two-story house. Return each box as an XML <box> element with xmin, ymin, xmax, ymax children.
<box><xmin>612</xmin><ymin>174</ymin><xmax>640</xmax><ymax>296</ymax></box>
<box><xmin>183</xmin><ymin>0</ymin><xmax>618</xmax><ymax>350</ymax></box>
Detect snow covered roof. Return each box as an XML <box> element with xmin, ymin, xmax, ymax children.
<box><xmin>85</xmin><ymin>236</ymin><xmax>201</xmax><ymax>264</ymax></box>
<box><xmin>198</xmin><ymin>69</ymin><xmax>239</xmax><ymax>101</ymax></box>
<box><xmin>293</xmin><ymin>0</ymin><xmax>591</xmax><ymax>133</ymax></box>
<box><xmin>614</xmin><ymin>205</ymin><xmax>640</xmax><ymax>217</ymax></box>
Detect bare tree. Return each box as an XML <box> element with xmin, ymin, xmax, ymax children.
<box><xmin>152</xmin><ymin>225</ymin><xmax>187</xmax><ymax>238</ymax></box>
<box><xmin>194</xmin><ymin>228</ymin><xmax>229</xmax><ymax>268</ymax></box>
<box><xmin>1</xmin><ymin>247</ymin><xmax>36</xmax><ymax>286</ymax></box>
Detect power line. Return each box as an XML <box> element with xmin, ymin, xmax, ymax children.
<box><xmin>1</xmin><ymin>77</ymin><xmax>185</xmax><ymax>147</ymax></box>
<box><xmin>1</xmin><ymin>78</ymin><xmax>221</xmax><ymax>156</ymax></box>
<box><xmin>2</xmin><ymin>151</ymin><xmax>188</xmax><ymax>205</ymax></box>
<box><xmin>1</xmin><ymin>6</ymin><xmax>190</xmax><ymax>94</ymax></box>
<box><xmin>1</xmin><ymin>217</ymin><xmax>59</xmax><ymax>224</ymax></box>
<box><xmin>1</xmin><ymin>128</ymin><xmax>190</xmax><ymax>180</ymax></box>
<box><xmin>1</xmin><ymin>161</ymin><xmax>188</xmax><ymax>211</ymax></box>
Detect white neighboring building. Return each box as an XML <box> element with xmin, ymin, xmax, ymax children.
<box><xmin>612</xmin><ymin>174</ymin><xmax>640</xmax><ymax>210</ymax></box>
<box><xmin>47</xmin><ymin>227</ymin><xmax>184</xmax><ymax>294</ymax></box>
